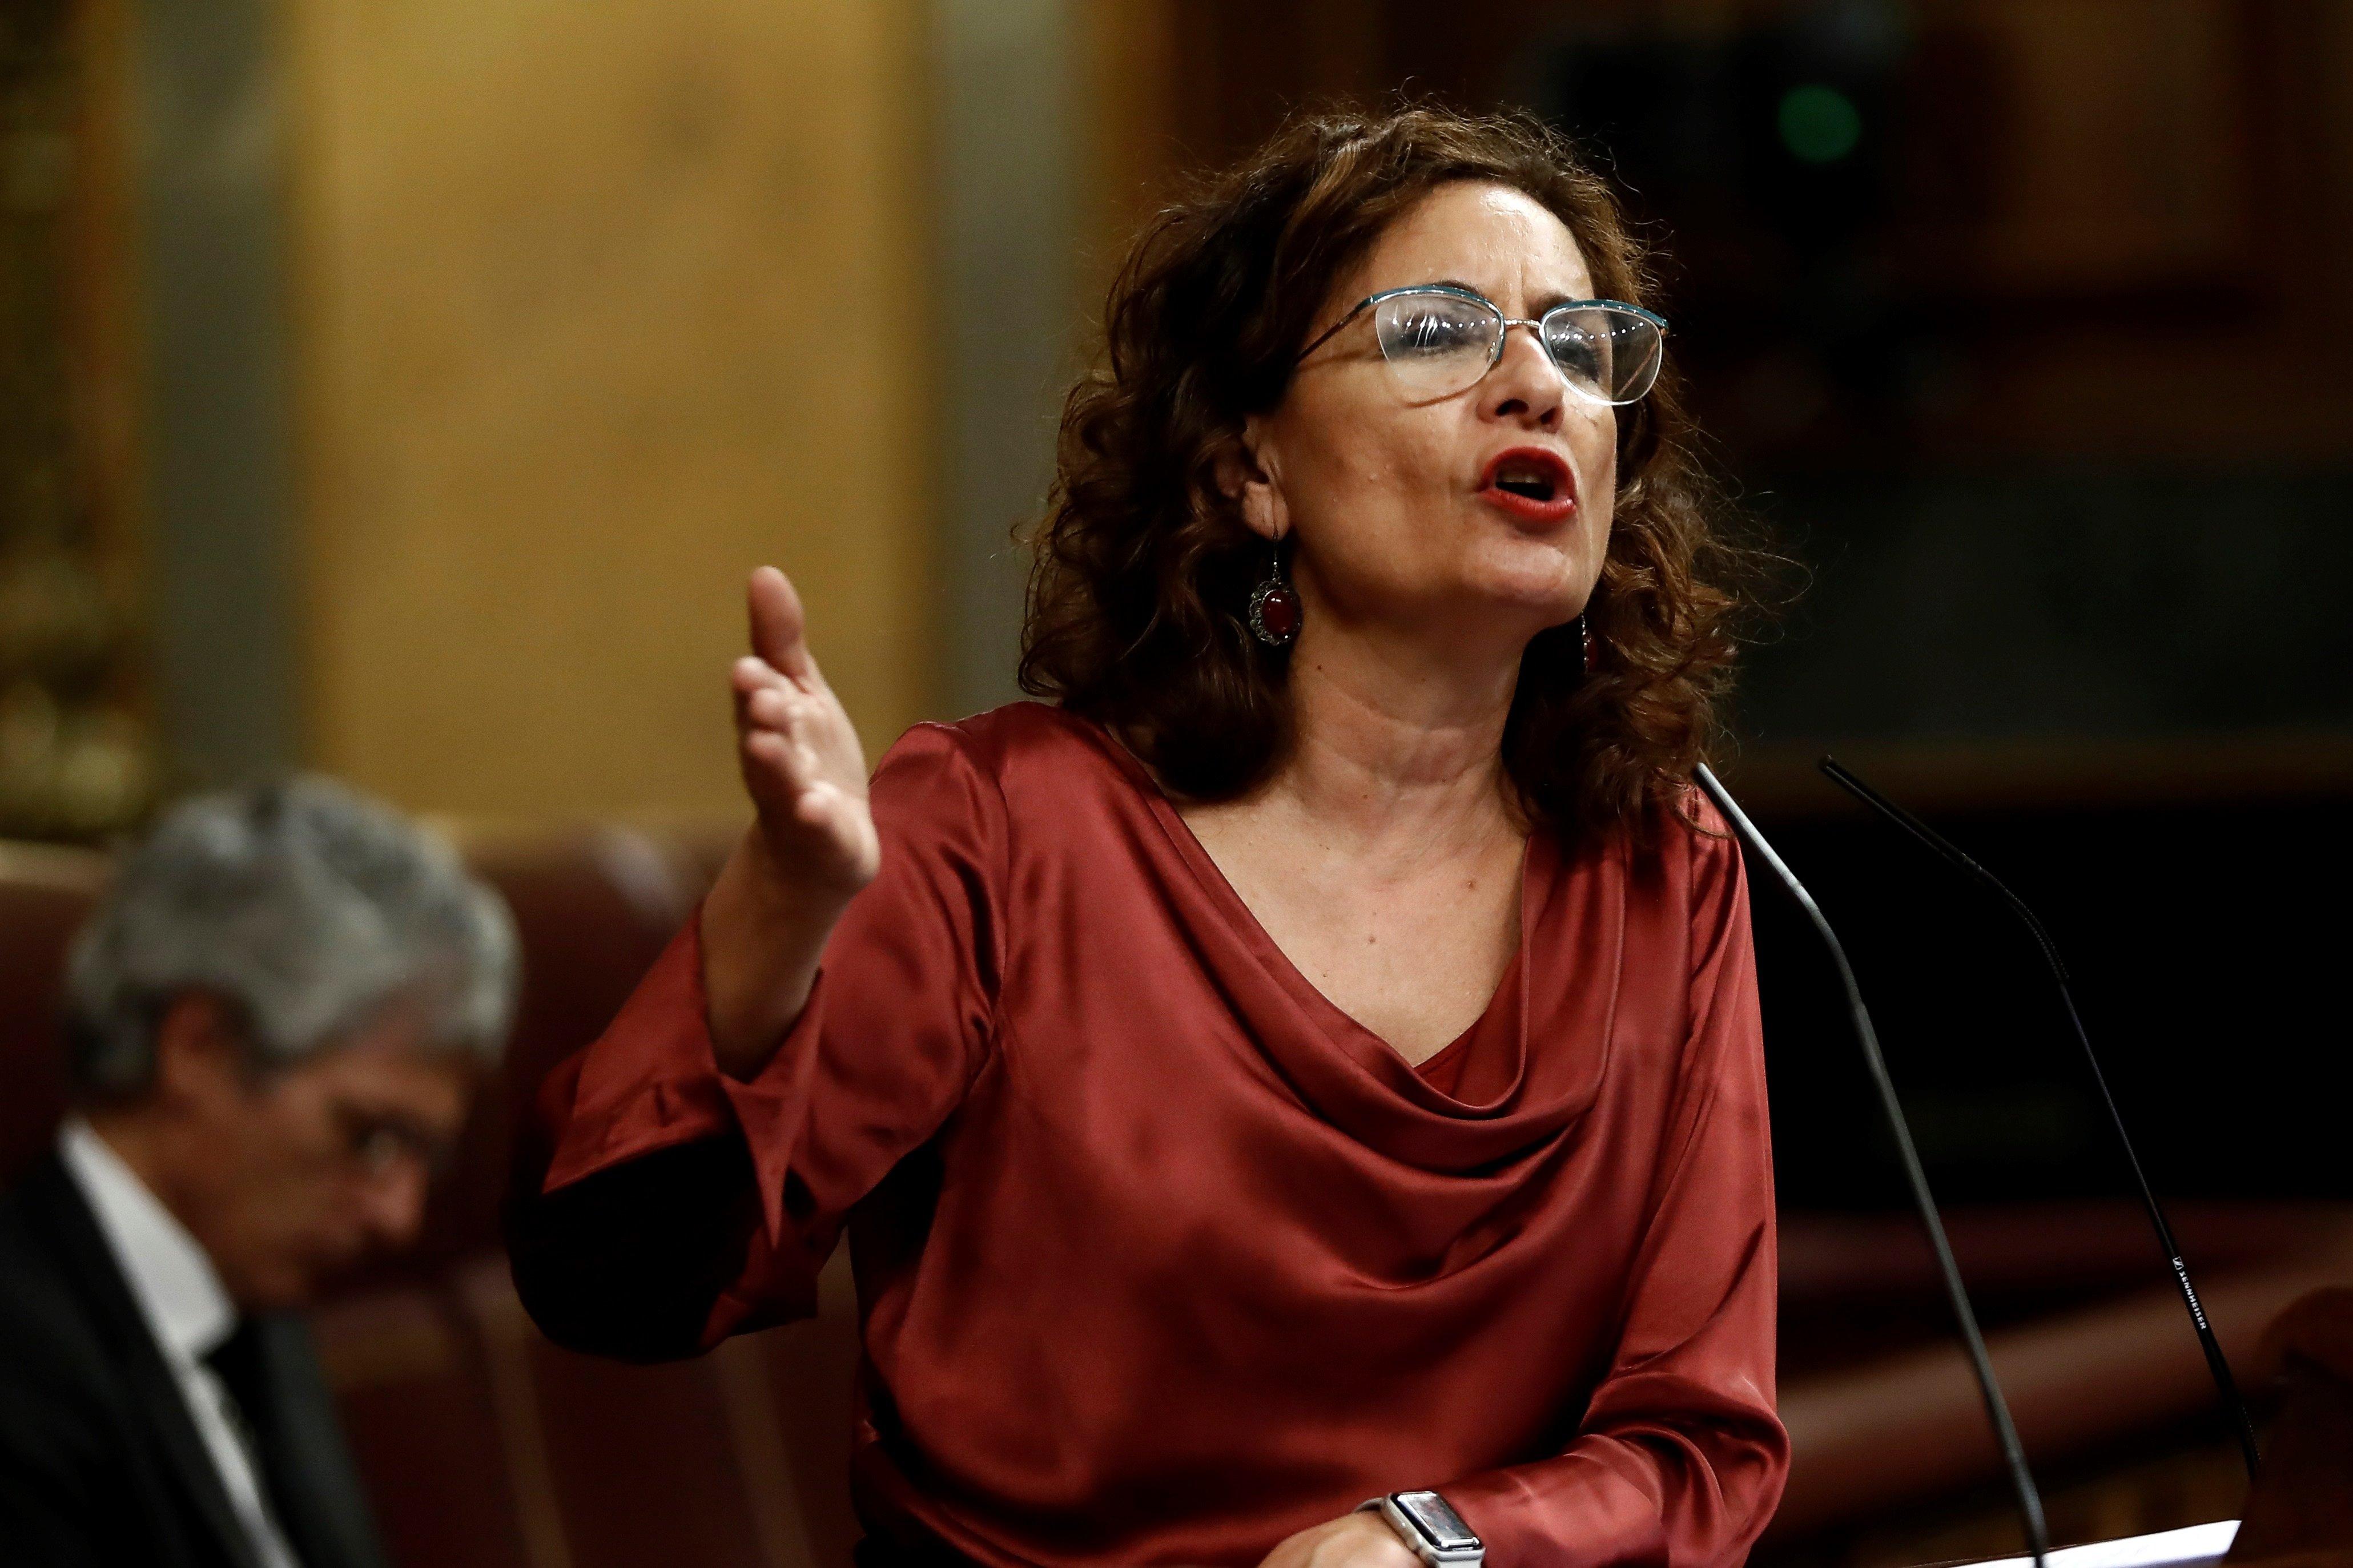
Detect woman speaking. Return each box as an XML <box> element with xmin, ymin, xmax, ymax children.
<box><xmin>512</xmin><ymin>106</ymin><xmax>1784</xmax><ymax>1568</ymax></box>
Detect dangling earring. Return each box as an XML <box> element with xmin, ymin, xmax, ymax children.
<box><xmin>1247</xmin><ymin>541</ymin><xmax>1300</xmax><ymax>648</ymax></box>
<box><xmin>1575</xmin><ymin>612</ymin><xmax>1598</xmax><ymax>675</ymax></box>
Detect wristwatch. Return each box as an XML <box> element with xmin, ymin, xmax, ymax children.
<box><xmin>1356</xmin><ymin>1490</ymin><xmax>1483</xmax><ymax>1567</ymax></box>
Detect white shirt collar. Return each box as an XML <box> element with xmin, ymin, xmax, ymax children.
<box><xmin>58</xmin><ymin>1115</ymin><xmax>238</xmax><ymax>1367</ymax></box>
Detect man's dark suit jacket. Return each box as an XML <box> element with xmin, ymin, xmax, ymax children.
<box><xmin>0</xmin><ymin>1150</ymin><xmax>387</xmax><ymax>1568</ymax></box>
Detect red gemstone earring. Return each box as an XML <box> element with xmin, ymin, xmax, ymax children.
<box><xmin>1247</xmin><ymin>542</ymin><xmax>1300</xmax><ymax>648</ymax></box>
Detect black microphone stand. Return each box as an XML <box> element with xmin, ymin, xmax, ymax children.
<box><xmin>1816</xmin><ymin>755</ymin><xmax>2264</xmax><ymax>1480</ymax></box>
<box><xmin>1694</xmin><ymin>765</ymin><xmax>2052</xmax><ymax>1567</ymax></box>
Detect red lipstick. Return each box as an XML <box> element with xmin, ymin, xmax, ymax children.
<box><xmin>1475</xmin><ymin>446</ymin><xmax>1578</xmax><ymax>526</ymax></box>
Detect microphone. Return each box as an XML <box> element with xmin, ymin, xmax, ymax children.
<box><xmin>1692</xmin><ymin>764</ymin><xmax>2052</xmax><ymax>1566</ymax></box>
<box><xmin>1816</xmin><ymin>755</ymin><xmax>2264</xmax><ymax>1480</ymax></box>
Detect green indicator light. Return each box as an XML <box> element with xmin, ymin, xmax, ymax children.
<box><xmin>1779</xmin><ymin>83</ymin><xmax>1863</xmax><ymax>163</ymax></box>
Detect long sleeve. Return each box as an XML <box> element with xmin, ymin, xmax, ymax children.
<box><xmin>1440</xmin><ymin>811</ymin><xmax>1788</xmax><ymax>1568</ymax></box>
<box><xmin>507</xmin><ymin>724</ymin><xmax>1007</xmax><ymax>1363</ymax></box>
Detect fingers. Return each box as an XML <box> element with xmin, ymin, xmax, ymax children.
<box><xmin>733</xmin><ymin>579</ymin><xmax>864</xmax><ymax>852</ymax></box>
<box><xmin>731</xmin><ymin>656</ymin><xmax>809</xmax><ymax>732</ymax></box>
<box><xmin>741</xmin><ymin>739</ymin><xmax>868</xmax><ymax>856</ymax></box>
<box><xmin>742</xmin><ymin>686</ymin><xmax>815</xmax><ymax>745</ymax></box>
<box><xmin>730</xmin><ymin>654</ymin><xmax>780</xmax><ymax>700</ymax></box>
<box><xmin>746</xmin><ymin>566</ymin><xmax>822</xmax><ymax>687</ymax></box>
<box><xmin>736</xmin><ymin>676</ymin><xmax>819</xmax><ymax>765</ymax></box>
<box><xmin>734</xmin><ymin>658</ymin><xmax>827</xmax><ymax>799</ymax></box>
<box><xmin>739</xmin><ymin>717</ymin><xmax>820</xmax><ymax>804</ymax></box>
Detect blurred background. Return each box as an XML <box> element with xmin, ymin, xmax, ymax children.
<box><xmin>4</xmin><ymin>0</ymin><xmax>2350</xmax><ymax>1563</ymax></box>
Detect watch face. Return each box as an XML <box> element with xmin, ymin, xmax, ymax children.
<box><xmin>1393</xmin><ymin>1492</ymin><xmax>1479</xmax><ymax>1553</ymax></box>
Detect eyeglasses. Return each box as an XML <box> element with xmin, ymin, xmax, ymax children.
<box><xmin>1297</xmin><ymin>284</ymin><xmax>1669</xmax><ymax>406</ymax></box>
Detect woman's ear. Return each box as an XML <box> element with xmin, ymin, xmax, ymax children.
<box><xmin>1212</xmin><ymin>417</ymin><xmax>1289</xmax><ymax>542</ymax></box>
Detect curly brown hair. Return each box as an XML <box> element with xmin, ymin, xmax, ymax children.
<box><xmin>1019</xmin><ymin>104</ymin><xmax>1753</xmax><ymax>840</ymax></box>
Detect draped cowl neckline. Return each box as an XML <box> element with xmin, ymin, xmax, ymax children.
<box><xmin>1071</xmin><ymin>714</ymin><xmax>1627</xmax><ymax>1176</ymax></box>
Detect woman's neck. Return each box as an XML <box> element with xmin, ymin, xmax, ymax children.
<box><xmin>1254</xmin><ymin>618</ymin><xmax>1524</xmax><ymax>858</ymax></box>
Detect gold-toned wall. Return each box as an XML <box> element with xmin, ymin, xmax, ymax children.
<box><xmin>284</xmin><ymin>0</ymin><xmax>935</xmax><ymax>825</ymax></box>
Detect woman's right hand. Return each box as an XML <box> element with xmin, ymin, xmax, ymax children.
<box><xmin>730</xmin><ymin>566</ymin><xmax>880</xmax><ymax>895</ymax></box>
<box><xmin>702</xmin><ymin>566</ymin><xmax>879</xmax><ymax>1078</ymax></box>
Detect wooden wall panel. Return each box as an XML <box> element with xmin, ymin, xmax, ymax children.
<box><xmin>285</xmin><ymin>0</ymin><xmax>935</xmax><ymax>824</ymax></box>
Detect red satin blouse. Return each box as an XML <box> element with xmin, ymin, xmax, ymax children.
<box><xmin>513</xmin><ymin>702</ymin><xmax>1785</xmax><ymax>1567</ymax></box>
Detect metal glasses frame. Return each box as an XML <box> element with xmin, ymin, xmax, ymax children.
<box><xmin>1296</xmin><ymin>283</ymin><xmax>1671</xmax><ymax>405</ymax></box>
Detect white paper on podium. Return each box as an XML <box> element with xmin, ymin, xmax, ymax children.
<box><xmin>1965</xmin><ymin>1520</ymin><xmax>2241</xmax><ymax>1568</ymax></box>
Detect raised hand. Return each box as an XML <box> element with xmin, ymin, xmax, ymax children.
<box><xmin>730</xmin><ymin>566</ymin><xmax>880</xmax><ymax>897</ymax></box>
<box><xmin>702</xmin><ymin>566</ymin><xmax>879</xmax><ymax>1076</ymax></box>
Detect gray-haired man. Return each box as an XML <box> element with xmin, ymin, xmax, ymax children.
<box><xmin>0</xmin><ymin>779</ymin><xmax>517</xmax><ymax>1568</ymax></box>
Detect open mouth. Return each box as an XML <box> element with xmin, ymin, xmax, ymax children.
<box><xmin>1477</xmin><ymin>448</ymin><xmax>1577</xmax><ymax>520</ymax></box>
